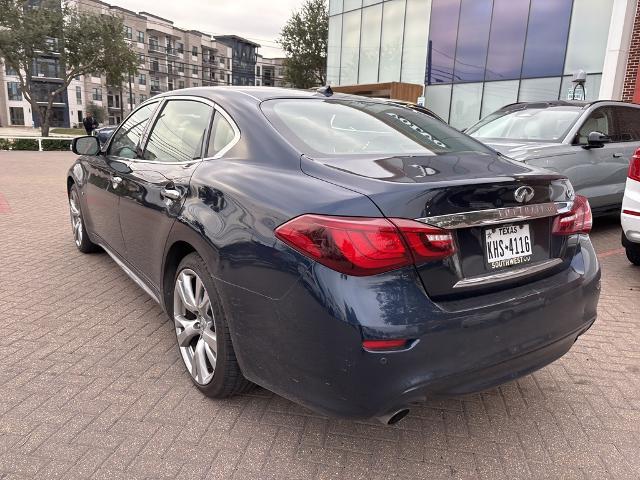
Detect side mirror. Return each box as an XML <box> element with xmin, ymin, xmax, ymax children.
<box><xmin>583</xmin><ymin>131</ymin><xmax>610</xmax><ymax>149</ymax></box>
<box><xmin>72</xmin><ymin>136</ymin><xmax>100</xmax><ymax>156</ymax></box>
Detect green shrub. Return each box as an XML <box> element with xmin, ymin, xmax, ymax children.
<box><xmin>42</xmin><ymin>139</ymin><xmax>72</xmax><ymax>151</ymax></box>
<box><xmin>0</xmin><ymin>138</ymin><xmax>11</xmax><ymax>150</ymax></box>
<box><xmin>11</xmin><ymin>138</ymin><xmax>39</xmax><ymax>151</ymax></box>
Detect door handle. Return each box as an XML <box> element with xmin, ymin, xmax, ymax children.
<box><xmin>111</xmin><ymin>176</ymin><xmax>122</xmax><ymax>188</ymax></box>
<box><xmin>161</xmin><ymin>188</ymin><xmax>182</xmax><ymax>201</ymax></box>
<box><xmin>613</xmin><ymin>152</ymin><xmax>624</xmax><ymax>158</ymax></box>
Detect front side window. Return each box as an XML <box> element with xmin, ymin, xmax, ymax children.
<box><xmin>108</xmin><ymin>102</ymin><xmax>158</xmax><ymax>158</ymax></box>
<box><xmin>262</xmin><ymin>99</ymin><xmax>492</xmax><ymax>157</ymax></box>
<box><xmin>577</xmin><ymin>107</ymin><xmax>614</xmax><ymax>144</ymax></box>
<box><xmin>468</xmin><ymin>107</ymin><xmax>582</xmax><ymax>142</ymax></box>
<box><xmin>143</xmin><ymin>100</ymin><xmax>212</xmax><ymax>162</ymax></box>
<box><xmin>207</xmin><ymin>112</ymin><xmax>236</xmax><ymax>156</ymax></box>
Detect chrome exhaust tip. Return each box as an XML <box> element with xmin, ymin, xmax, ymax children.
<box><xmin>376</xmin><ymin>408</ymin><xmax>410</xmax><ymax>425</ymax></box>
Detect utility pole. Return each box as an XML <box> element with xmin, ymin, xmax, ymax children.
<box><xmin>128</xmin><ymin>74</ymin><xmax>134</xmax><ymax>112</ymax></box>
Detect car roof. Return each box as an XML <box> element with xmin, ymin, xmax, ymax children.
<box><xmin>498</xmin><ymin>99</ymin><xmax>640</xmax><ymax>113</ymax></box>
<box><xmin>153</xmin><ymin>86</ymin><xmax>391</xmax><ymax>104</ymax></box>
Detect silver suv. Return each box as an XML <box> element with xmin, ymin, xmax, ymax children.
<box><xmin>467</xmin><ymin>101</ymin><xmax>640</xmax><ymax>215</ymax></box>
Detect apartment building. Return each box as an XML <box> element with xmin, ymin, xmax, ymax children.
<box><xmin>0</xmin><ymin>0</ymin><xmax>248</xmax><ymax>128</ymax></box>
<box><xmin>256</xmin><ymin>56</ymin><xmax>287</xmax><ymax>87</ymax></box>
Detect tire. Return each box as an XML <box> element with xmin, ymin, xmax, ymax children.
<box><xmin>625</xmin><ymin>241</ymin><xmax>640</xmax><ymax>266</ymax></box>
<box><xmin>172</xmin><ymin>252</ymin><xmax>252</xmax><ymax>397</ymax></box>
<box><xmin>68</xmin><ymin>184</ymin><xmax>100</xmax><ymax>253</ymax></box>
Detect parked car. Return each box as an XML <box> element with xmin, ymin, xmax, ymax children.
<box><xmin>622</xmin><ymin>148</ymin><xmax>640</xmax><ymax>265</ymax></box>
<box><xmin>466</xmin><ymin>101</ymin><xmax>640</xmax><ymax>216</ymax></box>
<box><xmin>67</xmin><ymin>87</ymin><xmax>600</xmax><ymax>424</ymax></box>
<box><xmin>95</xmin><ymin>125</ymin><xmax>118</xmax><ymax>147</ymax></box>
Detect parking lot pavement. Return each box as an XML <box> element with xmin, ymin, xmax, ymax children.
<box><xmin>0</xmin><ymin>151</ymin><xmax>639</xmax><ymax>480</ymax></box>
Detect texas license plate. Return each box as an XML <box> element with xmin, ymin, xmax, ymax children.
<box><xmin>485</xmin><ymin>224</ymin><xmax>533</xmax><ymax>269</ymax></box>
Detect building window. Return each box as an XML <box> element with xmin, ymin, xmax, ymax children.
<box><xmin>138</xmin><ymin>53</ymin><xmax>145</xmax><ymax>65</ymax></box>
<box><xmin>178</xmin><ymin>62</ymin><xmax>184</xmax><ymax>73</ymax></box>
<box><xmin>5</xmin><ymin>63</ymin><xmax>18</xmax><ymax>76</ymax></box>
<box><xmin>149</xmin><ymin>37</ymin><xmax>159</xmax><ymax>51</ymax></box>
<box><xmin>76</xmin><ymin>85</ymin><xmax>82</xmax><ymax>104</ymax></box>
<box><xmin>256</xmin><ymin>66</ymin><xmax>261</xmax><ymax>76</ymax></box>
<box><xmin>151</xmin><ymin>60</ymin><xmax>159</xmax><ymax>72</ymax></box>
<box><xmin>137</xmin><ymin>31</ymin><xmax>145</xmax><ymax>44</ymax></box>
<box><xmin>139</xmin><ymin>94</ymin><xmax>147</xmax><ymax>103</ymax></box>
<box><xmin>125</xmin><ymin>26</ymin><xmax>132</xmax><ymax>40</ymax></box>
<box><xmin>7</xmin><ymin>82</ymin><xmax>22</xmax><ymax>101</ymax></box>
<box><xmin>9</xmin><ymin>107</ymin><xmax>24</xmax><ymax>125</ymax></box>
<box><xmin>176</xmin><ymin>42</ymin><xmax>184</xmax><ymax>54</ymax></box>
<box><xmin>139</xmin><ymin>73</ymin><xmax>146</xmax><ymax>85</ymax></box>
<box><xmin>192</xmin><ymin>46</ymin><xmax>198</xmax><ymax>57</ymax></box>
<box><xmin>193</xmin><ymin>82</ymin><xmax>199</xmax><ymax>87</ymax></box>
<box><xmin>92</xmin><ymin>87</ymin><xmax>102</xmax><ymax>101</ymax></box>
<box><xmin>178</xmin><ymin>80</ymin><xmax>185</xmax><ymax>89</ymax></box>
<box><xmin>192</xmin><ymin>65</ymin><xmax>198</xmax><ymax>75</ymax></box>
<box><xmin>340</xmin><ymin>9</ymin><xmax>361</xmax><ymax>85</ymax></box>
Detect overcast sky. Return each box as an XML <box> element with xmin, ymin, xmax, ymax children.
<box><xmin>107</xmin><ymin>0</ymin><xmax>307</xmax><ymax>57</ymax></box>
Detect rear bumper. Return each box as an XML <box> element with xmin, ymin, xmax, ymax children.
<box><xmin>221</xmin><ymin>235</ymin><xmax>600</xmax><ymax>419</ymax></box>
<box><xmin>622</xmin><ymin>178</ymin><xmax>640</xmax><ymax>243</ymax></box>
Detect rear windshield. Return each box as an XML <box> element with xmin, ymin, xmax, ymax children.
<box><xmin>261</xmin><ymin>99</ymin><xmax>492</xmax><ymax>157</ymax></box>
<box><xmin>467</xmin><ymin>107</ymin><xmax>582</xmax><ymax>142</ymax></box>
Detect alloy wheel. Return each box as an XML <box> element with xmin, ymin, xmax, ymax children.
<box><xmin>69</xmin><ymin>190</ymin><xmax>83</xmax><ymax>247</ymax></box>
<box><xmin>173</xmin><ymin>269</ymin><xmax>218</xmax><ymax>385</ymax></box>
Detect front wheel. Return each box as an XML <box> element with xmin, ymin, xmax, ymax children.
<box><xmin>172</xmin><ymin>252</ymin><xmax>252</xmax><ymax>397</ymax></box>
<box><xmin>625</xmin><ymin>240</ymin><xmax>640</xmax><ymax>266</ymax></box>
<box><xmin>68</xmin><ymin>184</ymin><xmax>100</xmax><ymax>253</ymax></box>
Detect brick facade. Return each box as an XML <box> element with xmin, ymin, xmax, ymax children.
<box><xmin>623</xmin><ymin>0</ymin><xmax>640</xmax><ymax>102</ymax></box>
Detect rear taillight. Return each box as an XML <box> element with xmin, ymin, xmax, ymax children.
<box><xmin>274</xmin><ymin>214</ymin><xmax>455</xmax><ymax>276</ymax></box>
<box><xmin>552</xmin><ymin>195</ymin><xmax>592</xmax><ymax>235</ymax></box>
<box><xmin>629</xmin><ymin>148</ymin><xmax>640</xmax><ymax>182</ymax></box>
<box><xmin>362</xmin><ymin>339</ymin><xmax>408</xmax><ymax>351</ymax></box>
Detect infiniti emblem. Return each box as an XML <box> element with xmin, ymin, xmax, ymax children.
<box><xmin>514</xmin><ymin>186</ymin><xmax>535</xmax><ymax>204</ymax></box>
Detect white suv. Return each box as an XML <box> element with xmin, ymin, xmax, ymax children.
<box><xmin>622</xmin><ymin>148</ymin><xmax>640</xmax><ymax>265</ymax></box>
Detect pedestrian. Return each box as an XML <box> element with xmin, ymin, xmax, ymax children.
<box><xmin>82</xmin><ymin>112</ymin><xmax>99</xmax><ymax>136</ymax></box>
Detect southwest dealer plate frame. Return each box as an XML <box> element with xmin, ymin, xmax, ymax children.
<box><xmin>484</xmin><ymin>223</ymin><xmax>533</xmax><ymax>270</ymax></box>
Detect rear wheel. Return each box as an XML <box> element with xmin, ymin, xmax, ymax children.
<box><xmin>625</xmin><ymin>240</ymin><xmax>640</xmax><ymax>266</ymax></box>
<box><xmin>172</xmin><ymin>252</ymin><xmax>252</xmax><ymax>397</ymax></box>
<box><xmin>68</xmin><ymin>184</ymin><xmax>100</xmax><ymax>253</ymax></box>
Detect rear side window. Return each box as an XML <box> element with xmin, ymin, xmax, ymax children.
<box><xmin>207</xmin><ymin>112</ymin><xmax>236</xmax><ymax>156</ymax></box>
<box><xmin>108</xmin><ymin>102</ymin><xmax>158</xmax><ymax>158</ymax></box>
<box><xmin>262</xmin><ymin>99</ymin><xmax>492</xmax><ymax>157</ymax></box>
<box><xmin>143</xmin><ymin>100</ymin><xmax>213</xmax><ymax>163</ymax></box>
<box><xmin>612</xmin><ymin>106</ymin><xmax>640</xmax><ymax>142</ymax></box>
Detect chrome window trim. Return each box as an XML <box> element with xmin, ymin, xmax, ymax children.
<box><xmin>452</xmin><ymin>258</ymin><xmax>564</xmax><ymax>289</ymax></box>
<box><xmin>416</xmin><ymin>201</ymin><xmax>571</xmax><ymax>229</ymax></box>
<box><xmin>110</xmin><ymin>95</ymin><xmax>240</xmax><ymax>165</ymax></box>
<box><xmin>202</xmin><ymin>102</ymin><xmax>242</xmax><ymax>160</ymax></box>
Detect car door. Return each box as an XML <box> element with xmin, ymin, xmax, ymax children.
<box><xmin>118</xmin><ymin>97</ymin><xmax>214</xmax><ymax>288</ymax></box>
<box><xmin>84</xmin><ymin>101</ymin><xmax>160</xmax><ymax>255</ymax></box>
<box><xmin>571</xmin><ymin>106</ymin><xmax>631</xmax><ymax>211</ymax></box>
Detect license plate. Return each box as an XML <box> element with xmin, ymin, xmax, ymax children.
<box><xmin>485</xmin><ymin>224</ymin><xmax>532</xmax><ymax>269</ymax></box>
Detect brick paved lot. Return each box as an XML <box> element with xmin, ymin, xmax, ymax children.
<box><xmin>0</xmin><ymin>151</ymin><xmax>639</xmax><ymax>479</ymax></box>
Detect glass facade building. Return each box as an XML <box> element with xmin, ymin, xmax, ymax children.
<box><xmin>327</xmin><ymin>0</ymin><xmax>622</xmax><ymax>129</ymax></box>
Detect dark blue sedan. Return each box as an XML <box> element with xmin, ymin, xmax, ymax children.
<box><xmin>67</xmin><ymin>87</ymin><xmax>600</xmax><ymax>424</ymax></box>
